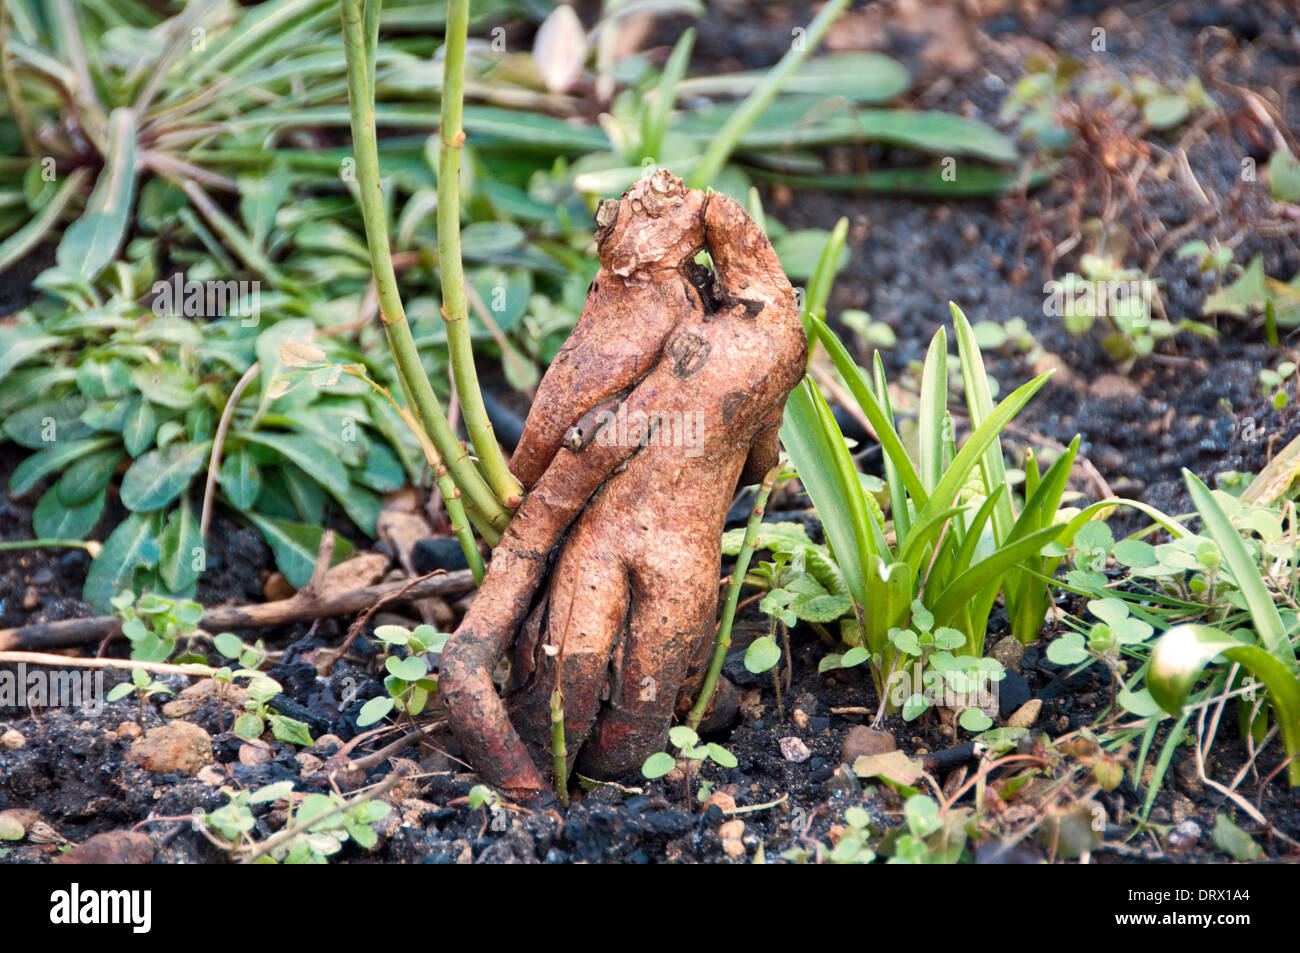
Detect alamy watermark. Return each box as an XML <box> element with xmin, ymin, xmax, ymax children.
<box><xmin>151</xmin><ymin>271</ymin><xmax>261</xmax><ymax>326</ymax></box>
<box><xmin>1043</xmin><ymin>276</ymin><xmax>1157</xmax><ymax>323</ymax></box>
<box><xmin>0</xmin><ymin>664</ymin><xmax>104</xmax><ymax>716</ymax></box>
<box><xmin>590</xmin><ymin>404</ymin><xmax>706</xmax><ymax>458</ymax></box>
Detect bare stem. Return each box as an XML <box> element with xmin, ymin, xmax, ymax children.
<box><xmin>688</xmin><ymin>465</ymin><xmax>781</xmax><ymax>730</ymax></box>
<box><xmin>438</xmin><ymin>0</ymin><xmax>523</xmax><ymax>508</ymax></box>
<box><xmin>339</xmin><ymin>0</ymin><xmax>509</xmax><ymax>535</ymax></box>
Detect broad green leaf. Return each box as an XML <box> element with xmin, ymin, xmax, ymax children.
<box><xmin>131</xmin><ymin>362</ymin><xmax>199</xmax><ymax>409</ymax></box>
<box><xmin>219</xmin><ymin>446</ymin><xmax>262</xmax><ymax>509</ymax></box>
<box><xmin>83</xmin><ymin>511</ymin><xmax>161</xmax><ymax>610</ymax></box>
<box><xmin>242</xmin><ymin>512</ymin><xmax>355</xmax><ymax>589</ymax></box>
<box><xmin>2</xmin><ymin>395</ymin><xmax>91</xmax><ymax>448</ymax></box>
<box><xmin>744</xmin><ymin>635</ymin><xmax>781</xmax><ymax>673</ymax></box>
<box><xmin>159</xmin><ymin>501</ymin><xmax>204</xmax><ymax>591</ymax></box>
<box><xmin>120</xmin><ymin>440</ymin><xmax>212</xmax><ymax>512</ymax></box>
<box><xmin>33</xmin><ymin>485</ymin><xmax>106</xmax><ymax>540</ymax></box>
<box><xmin>238</xmin><ymin>430</ymin><xmax>350</xmax><ymax>498</ymax></box>
<box><xmin>642</xmin><ymin>752</ymin><xmax>676</xmax><ymax>779</ymax></box>
<box><xmin>10</xmin><ymin>436</ymin><xmax>116</xmax><ymax>498</ymax></box>
<box><xmin>56</xmin><ymin>448</ymin><xmax>122</xmax><ymax>505</ymax></box>
<box><xmin>122</xmin><ymin>397</ymin><xmax>159</xmax><ymax>457</ymax></box>
<box><xmin>55</xmin><ymin>108</ymin><xmax>138</xmax><ymax>281</ymax></box>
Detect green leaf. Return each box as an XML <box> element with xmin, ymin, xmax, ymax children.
<box><xmin>234</xmin><ymin>713</ymin><xmax>265</xmax><ymax>741</ymax></box>
<box><xmin>83</xmin><ymin>512</ymin><xmax>162</xmax><ymax>610</ymax></box>
<box><xmin>214</xmin><ymin>633</ymin><xmax>245</xmax><ymax>660</ymax></box>
<box><xmin>122</xmin><ymin>398</ymin><xmax>159</xmax><ymax>457</ymax></box>
<box><xmin>1148</xmin><ymin>624</ymin><xmax>1300</xmax><ymax>786</ymax></box>
<box><xmin>642</xmin><ymin>752</ymin><xmax>676</xmax><ymax>780</ymax></box>
<box><xmin>56</xmin><ymin>448</ymin><xmax>121</xmax><ymax>505</ymax></box>
<box><xmin>10</xmin><ymin>437</ymin><xmax>116</xmax><ymax>498</ymax></box>
<box><xmin>707</xmin><ymin>743</ymin><xmax>738</xmax><ymax>769</ymax></box>
<box><xmin>357</xmin><ymin>696</ymin><xmax>395</xmax><ymax>727</ymax></box>
<box><xmin>958</xmin><ymin>707</ymin><xmax>992</xmax><ymax>732</ymax></box>
<box><xmin>219</xmin><ymin>446</ymin><xmax>262</xmax><ymax>509</ymax></box>
<box><xmin>33</xmin><ymin>485</ymin><xmax>105</xmax><ymax>540</ymax></box>
<box><xmin>669</xmin><ymin>726</ymin><xmax>699</xmax><ymax>749</ymax></box>
<box><xmin>1046</xmin><ymin>632</ymin><xmax>1089</xmax><ymax>666</ymax></box>
<box><xmin>159</xmin><ymin>501</ymin><xmax>203</xmax><ymax>592</ymax></box>
<box><xmin>1184</xmin><ymin>470</ymin><xmax>1290</xmax><ymax>663</ymax></box>
<box><xmin>0</xmin><ymin>327</ymin><xmax>62</xmax><ymax>390</ymax></box>
<box><xmin>119</xmin><ymin>441</ymin><xmax>212</xmax><ymax>512</ymax></box>
<box><xmin>3</xmin><ymin>396</ymin><xmax>92</xmax><ymax>448</ymax></box>
<box><xmin>242</xmin><ymin>512</ymin><xmax>355</xmax><ymax>589</ymax></box>
<box><xmin>249</xmin><ymin>781</ymin><xmax>295</xmax><ymax>804</ymax></box>
<box><xmin>237</xmin><ymin>431</ymin><xmax>350</xmax><ymax>499</ymax></box>
<box><xmin>55</xmin><ymin>109</ymin><xmax>138</xmax><ymax>281</ymax></box>
<box><xmin>1268</xmin><ymin>149</ymin><xmax>1300</xmax><ymax>204</ymax></box>
<box><xmin>1211</xmin><ymin>814</ymin><xmax>1263</xmax><ymax>861</ymax></box>
<box><xmin>269</xmin><ymin>715</ymin><xmax>313</xmax><ymax>747</ymax></box>
<box><xmin>131</xmin><ymin>362</ymin><xmax>199</xmax><ymax>410</ymax></box>
<box><xmin>744</xmin><ymin>636</ymin><xmax>781</xmax><ymax>673</ymax></box>
<box><xmin>841</xmin><ymin>646</ymin><xmax>870</xmax><ymax>667</ymax></box>
<box><xmin>106</xmin><ymin>683</ymin><xmax>135</xmax><ymax>703</ymax></box>
<box><xmin>385</xmin><ymin>655</ymin><xmax>427</xmax><ymax>682</ymax></box>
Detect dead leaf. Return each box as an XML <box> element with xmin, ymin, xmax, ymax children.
<box><xmin>533</xmin><ymin>4</ymin><xmax>587</xmax><ymax>93</ymax></box>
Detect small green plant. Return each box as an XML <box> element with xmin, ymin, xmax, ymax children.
<box><xmin>780</xmin><ymin>306</ymin><xmax>1095</xmax><ymax>713</ymax></box>
<box><xmin>1046</xmin><ymin>596</ymin><xmax>1155</xmax><ymax>708</ymax></box>
<box><xmin>203</xmin><ymin>780</ymin><xmax>391</xmax><ymax>864</ymax></box>
<box><xmin>1258</xmin><ymin>359</ymin><xmax>1295</xmax><ymax>411</ymax></box>
<box><xmin>642</xmin><ymin>726</ymin><xmax>738</xmax><ymax>805</ymax></box>
<box><xmin>1145</xmin><ymin>472</ymin><xmax>1300</xmax><ymax>787</ymax></box>
<box><xmin>1051</xmin><ymin>253</ymin><xmax>1212</xmax><ymax>362</ymax></box>
<box><xmin>106</xmin><ymin>669</ymin><xmax>175</xmax><ymax>725</ymax></box>
<box><xmin>111</xmin><ymin>591</ymin><xmax>203</xmax><ymax>662</ymax></box>
<box><xmin>824</xmin><ymin>598</ymin><xmax>1005</xmax><ymax>738</ymax></box>
<box><xmin>356</xmin><ymin>623</ymin><xmax>447</xmax><ymax>727</ymax></box>
<box><xmin>232</xmin><ymin>671</ymin><xmax>313</xmax><ymax>747</ymax></box>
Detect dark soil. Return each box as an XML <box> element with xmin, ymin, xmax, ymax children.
<box><xmin>3</xmin><ymin>0</ymin><xmax>1300</xmax><ymax>864</ymax></box>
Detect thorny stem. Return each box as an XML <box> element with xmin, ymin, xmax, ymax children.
<box><xmin>688</xmin><ymin>465</ymin><xmax>782</xmax><ymax>730</ymax></box>
<box><xmin>340</xmin><ymin>0</ymin><xmax>509</xmax><ymax>536</ymax></box>
<box><xmin>438</xmin><ymin>0</ymin><xmax>523</xmax><ymax>508</ymax></box>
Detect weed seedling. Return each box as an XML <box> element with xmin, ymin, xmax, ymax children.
<box><xmin>106</xmin><ymin>669</ymin><xmax>175</xmax><ymax>726</ymax></box>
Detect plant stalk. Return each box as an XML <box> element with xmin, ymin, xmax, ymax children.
<box><xmin>339</xmin><ymin>0</ymin><xmax>509</xmax><ymax>535</ymax></box>
<box><xmin>438</xmin><ymin>0</ymin><xmax>523</xmax><ymax>509</ymax></box>
<box><xmin>688</xmin><ymin>465</ymin><xmax>782</xmax><ymax>730</ymax></box>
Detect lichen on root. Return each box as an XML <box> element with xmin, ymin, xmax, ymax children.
<box><xmin>439</xmin><ymin>170</ymin><xmax>807</xmax><ymax>801</ymax></box>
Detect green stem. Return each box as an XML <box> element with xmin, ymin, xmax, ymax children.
<box><xmin>687</xmin><ymin>0</ymin><xmax>851</xmax><ymax>190</ymax></box>
<box><xmin>345</xmin><ymin>366</ymin><xmax>488</xmax><ymax>581</ymax></box>
<box><xmin>340</xmin><ymin>0</ymin><xmax>509</xmax><ymax>535</ymax></box>
<box><xmin>438</xmin><ymin>0</ymin><xmax>522</xmax><ymax>508</ymax></box>
<box><xmin>0</xmin><ymin>539</ymin><xmax>98</xmax><ymax>552</ymax></box>
<box><xmin>688</xmin><ymin>465</ymin><xmax>782</xmax><ymax>730</ymax></box>
<box><xmin>550</xmin><ymin>687</ymin><xmax>569</xmax><ymax>805</ymax></box>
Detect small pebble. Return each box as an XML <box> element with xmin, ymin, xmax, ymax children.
<box><xmin>718</xmin><ymin>819</ymin><xmax>745</xmax><ymax>841</ymax></box>
<box><xmin>779</xmin><ymin>736</ymin><xmax>811</xmax><ymax>763</ymax></box>
<box><xmin>1</xmin><ymin>729</ymin><xmax>26</xmax><ymax>750</ymax></box>
<box><xmin>722</xmin><ymin>838</ymin><xmax>746</xmax><ymax>860</ymax></box>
